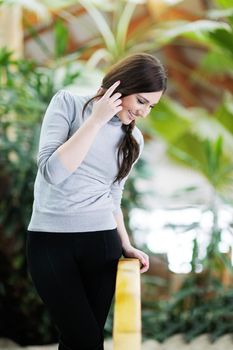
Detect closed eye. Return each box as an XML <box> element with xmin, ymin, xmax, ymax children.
<box><xmin>137</xmin><ymin>98</ymin><xmax>155</xmax><ymax>109</ymax></box>
<box><xmin>137</xmin><ymin>98</ymin><xmax>144</xmax><ymax>105</ymax></box>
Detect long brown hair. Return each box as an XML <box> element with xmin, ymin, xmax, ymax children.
<box><xmin>82</xmin><ymin>53</ymin><xmax>167</xmax><ymax>183</ymax></box>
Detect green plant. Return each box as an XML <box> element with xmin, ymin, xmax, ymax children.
<box><xmin>138</xmin><ymin>79</ymin><xmax>233</xmax><ymax>340</ymax></box>
<box><xmin>0</xmin><ymin>48</ymin><xmax>87</xmax><ymax>345</ymax></box>
<box><xmin>141</xmin><ymin>280</ymin><xmax>233</xmax><ymax>342</ymax></box>
<box><xmin>77</xmin><ymin>0</ymin><xmax>231</xmax><ymax>65</ymax></box>
<box><xmin>0</xmin><ymin>49</ymin><xmax>53</xmax><ymax>345</ymax></box>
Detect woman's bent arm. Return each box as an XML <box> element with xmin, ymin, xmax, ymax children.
<box><xmin>38</xmin><ymin>82</ymin><xmax>122</xmax><ymax>185</ymax></box>
<box><xmin>57</xmin><ymin>116</ymin><xmax>101</xmax><ymax>173</ymax></box>
<box><xmin>37</xmin><ymin>90</ymin><xmax>102</xmax><ymax>185</ymax></box>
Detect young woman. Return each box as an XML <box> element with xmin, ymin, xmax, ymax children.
<box><xmin>26</xmin><ymin>53</ymin><xmax>167</xmax><ymax>350</ymax></box>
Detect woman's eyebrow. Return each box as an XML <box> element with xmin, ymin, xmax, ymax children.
<box><xmin>137</xmin><ymin>94</ymin><xmax>156</xmax><ymax>107</ymax></box>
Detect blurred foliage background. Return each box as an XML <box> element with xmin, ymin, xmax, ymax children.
<box><xmin>0</xmin><ymin>0</ymin><xmax>233</xmax><ymax>346</ymax></box>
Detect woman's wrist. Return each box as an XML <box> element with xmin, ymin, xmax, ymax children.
<box><xmin>88</xmin><ymin>114</ymin><xmax>104</xmax><ymax>129</ymax></box>
<box><xmin>122</xmin><ymin>242</ymin><xmax>133</xmax><ymax>252</ymax></box>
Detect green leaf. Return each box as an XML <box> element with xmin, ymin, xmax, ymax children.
<box><xmin>79</xmin><ymin>0</ymin><xmax>117</xmax><ymax>54</ymax></box>
<box><xmin>116</xmin><ymin>1</ymin><xmax>136</xmax><ymax>53</ymax></box>
<box><xmin>215</xmin><ymin>94</ymin><xmax>233</xmax><ymax>134</ymax></box>
<box><xmin>54</xmin><ymin>19</ymin><xmax>69</xmax><ymax>58</ymax></box>
<box><xmin>214</xmin><ymin>0</ymin><xmax>233</xmax><ymax>9</ymax></box>
<box><xmin>169</xmin><ymin>146</ymin><xmax>200</xmax><ymax>169</ymax></box>
<box><xmin>207</xmin><ymin>7</ymin><xmax>233</xmax><ymax>19</ymax></box>
<box><xmin>148</xmin><ymin>97</ymin><xmax>191</xmax><ymax>142</ymax></box>
<box><xmin>209</xmin><ymin>28</ymin><xmax>233</xmax><ymax>57</ymax></box>
<box><xmin>200</xmin><ymin>51</ymin><xmax>233</xmax><ymax>75</ymax></box>
<box><xmin>150</xmin><ymin>19</ymin><xmax>231</xmax><ymax>46</ymax></box>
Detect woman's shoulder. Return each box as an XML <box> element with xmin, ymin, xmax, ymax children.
<box><xmin>51</xmin><ymin>89</ymin><xmax>94</xmax><ymax>122</ymax></box>
<box><xmin>53</xmin><ymin>89</ymin><xmax>94</xmax><ymax>105</ymax></box>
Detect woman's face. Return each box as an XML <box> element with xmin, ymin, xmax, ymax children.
<box><xmin>116</xmin><ymin>90</ymin><xmax>163</xmax><ymax>125</ymax></box>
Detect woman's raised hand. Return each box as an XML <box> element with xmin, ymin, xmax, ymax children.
<box><xmin>90</xmin><ymin>81</ymin><xmax>122</xmax><ymax>127</ymax></box>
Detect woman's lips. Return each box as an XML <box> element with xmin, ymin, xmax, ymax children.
<box><xmin>128</xmin><ymin>110</ymin><xmax>135</xmax><ymax>121</ymax></box>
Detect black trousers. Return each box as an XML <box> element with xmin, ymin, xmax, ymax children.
<box><xmin>26</xmin><ymin>228</ymin><xmax>123</xmax><ymax>350</ymax></box>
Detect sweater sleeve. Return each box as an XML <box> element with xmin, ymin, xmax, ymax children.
<box><xmin>37</xmin><ymin>90</ymin><xmax>75</xmax><ymax>186</ymax></box>
<box><xmin>110</xmin><ymin>131</ymin><xmax>144</xmax><ymax>216</ymax></box>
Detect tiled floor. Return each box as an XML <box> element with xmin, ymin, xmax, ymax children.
<box><xmin>1</xmin><ymin>335</ymin><xmax>233</xmax><ymax>350</ymax></box>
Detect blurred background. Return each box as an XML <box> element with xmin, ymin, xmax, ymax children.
<box><xmin>0</xmin><ymin>0</ymin><xmax>233</xmax><ymax>349</ymax></box>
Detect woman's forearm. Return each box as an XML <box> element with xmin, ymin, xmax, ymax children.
<box><xmin>57</xmin><ymin>81</ymin><xmax>122</xmax><ymax>173</ymax></box>
<box><xmin>57</xmin><ymin>115</ymin><xmax>102</xmax><ymax>172</ymax></box>
<box><xmin>113</xmin><ymin>209</ymin><xmax>132</xmax><ymax>250</ymax></box>
<box><xmin>114</xmin><ymin>209</ymin><xmax>150</xmax><ymax>273</ymax></box>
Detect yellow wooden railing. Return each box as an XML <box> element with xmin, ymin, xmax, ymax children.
<box><xmin>113</xmin><ymin>258</ymin><xmax>141</xmax><ymax>350</ymax></box>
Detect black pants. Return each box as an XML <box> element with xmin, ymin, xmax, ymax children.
<box><xmin>26</xmin><ymin>228</ymin><xmax>123</xmax><ymax>350</ymax></box>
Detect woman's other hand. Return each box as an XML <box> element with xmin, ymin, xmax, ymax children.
<box><xmin>122</xmin><ymin>244</ymin><xmax>149</xmax><ymax>274</ymax></box>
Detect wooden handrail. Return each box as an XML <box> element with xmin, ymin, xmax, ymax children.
<box><xmin>113</xmin><ymin>258</ymin><xmax>141</xmax><ymax>350</ymax></box>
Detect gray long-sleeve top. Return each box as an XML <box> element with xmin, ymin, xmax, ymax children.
<box><xmin>27</xmin><ymin>89</ymin><xmax>144</xmax><ymax>233</ymax></box>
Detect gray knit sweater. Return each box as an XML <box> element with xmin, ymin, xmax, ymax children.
<box><xmin>27</xmin><ymin>90</ymin><xmax>144</xmax><ymax>232</ymax></box>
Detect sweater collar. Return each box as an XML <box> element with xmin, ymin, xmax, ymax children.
<box><xmin>108</xmin><ymin>114</ymin><xmax>122</xmax><ymax>126</ymax></box>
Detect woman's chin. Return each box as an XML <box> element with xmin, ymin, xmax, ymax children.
<box><xmin>117</xmin><ymin>111</ymin><xmax>134</xmax><ymax>125</ymax></box>
<box><xmin>123</xmin><ymin>120</ymin><xmax>132</xmax><ymax>125</ymax></box>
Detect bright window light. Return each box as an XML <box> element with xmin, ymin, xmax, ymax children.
<box><xmin>130</xmin><ymin>205</ymin><xmax>233</xmax><ymax>274</ymax></box>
